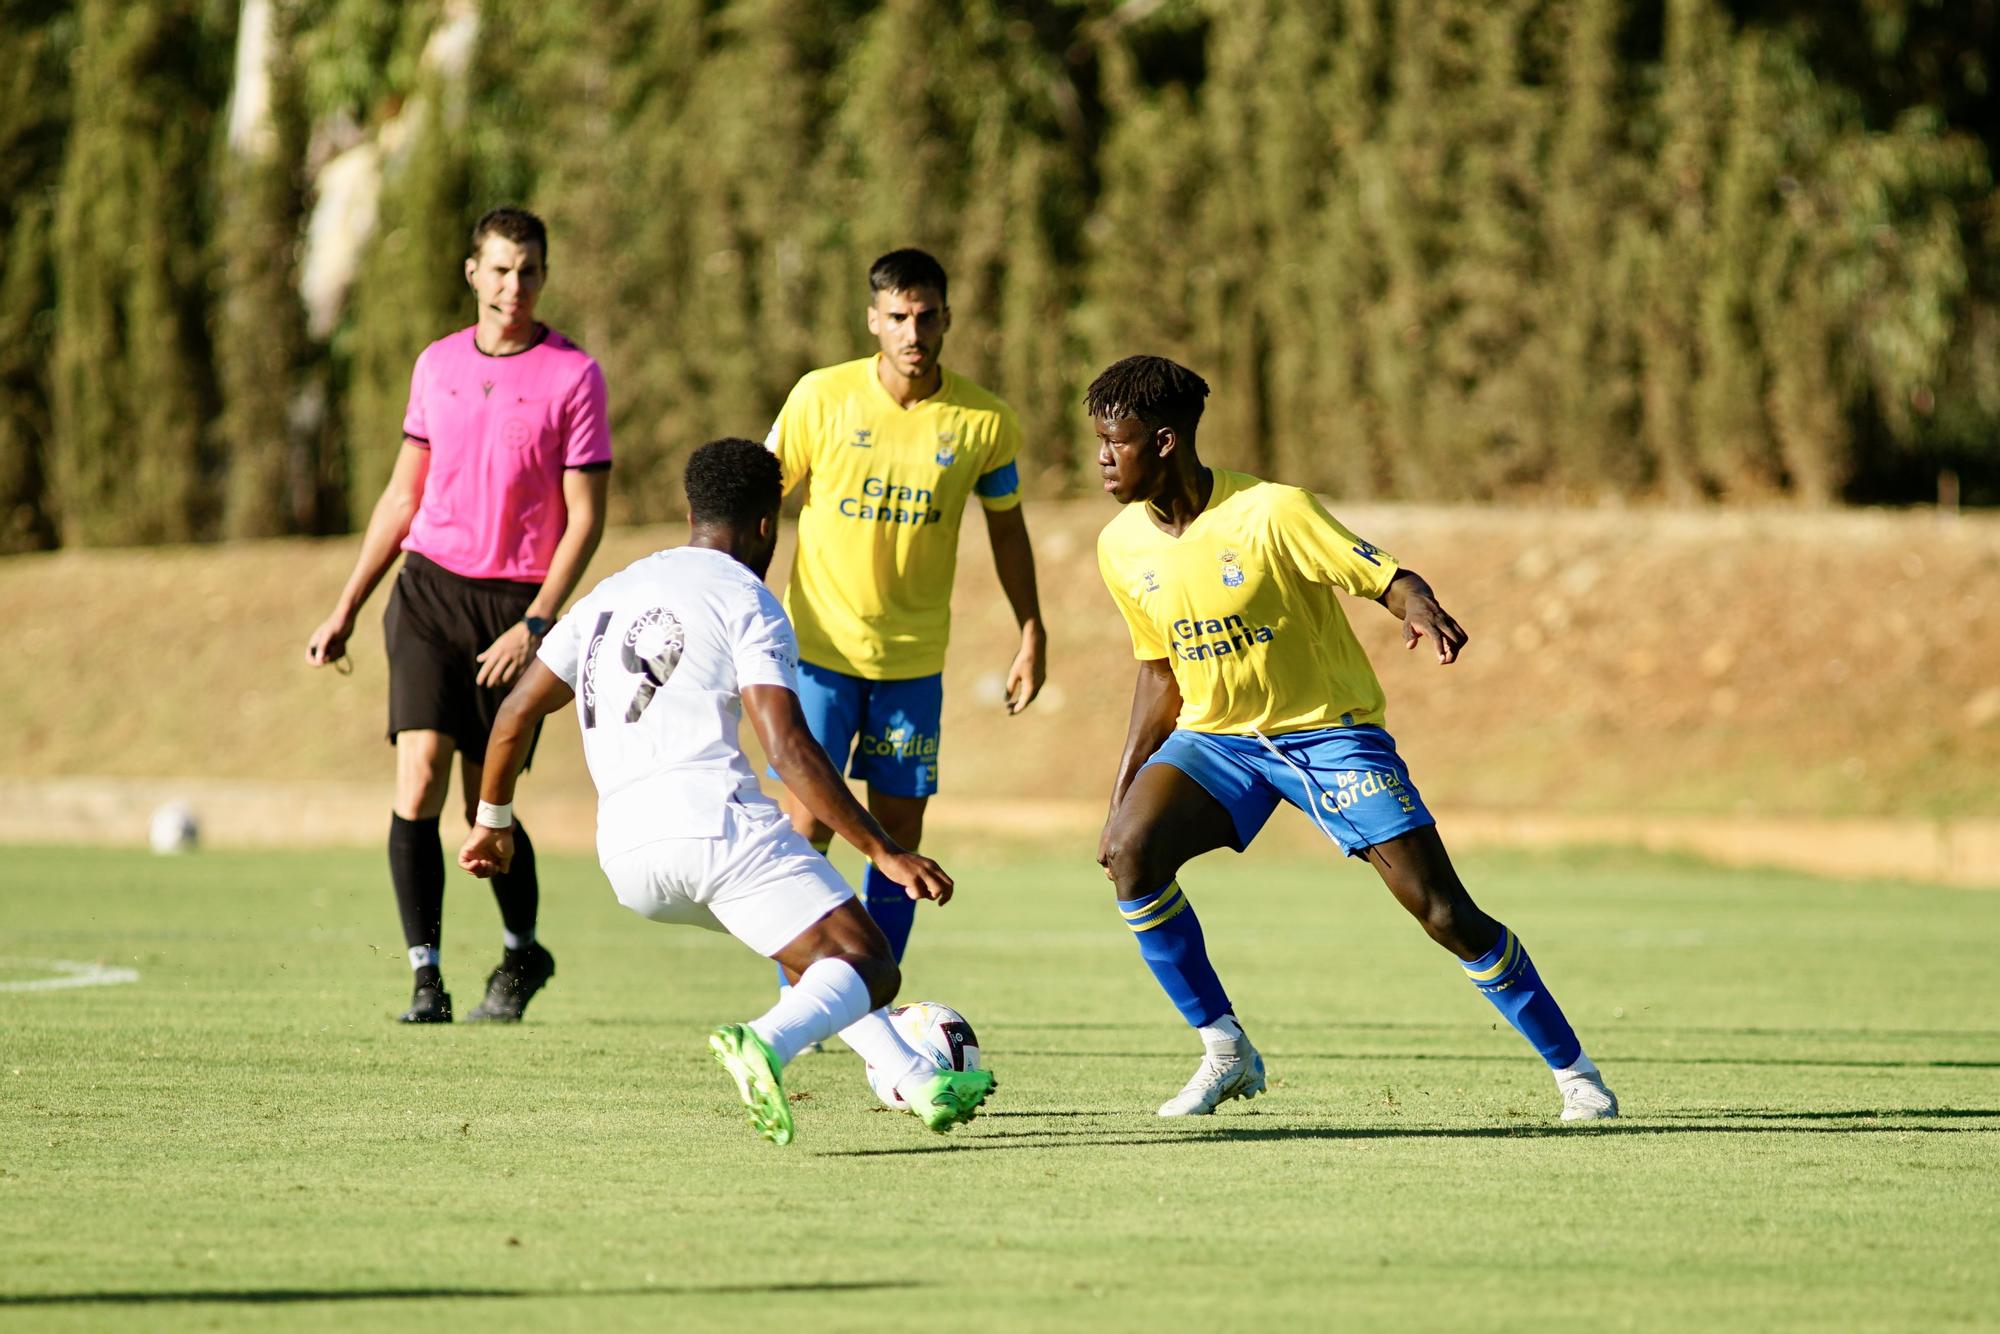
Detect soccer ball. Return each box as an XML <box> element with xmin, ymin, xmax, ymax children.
<box><xmin>864</xmin><ymin>1001</ymin><xmax>982</xmax><ymax>1111</ymax></box>
<box><xmin>148</xmin><ymin>802</ymin><xmax>199</xmax><ymax>854</ymax></box>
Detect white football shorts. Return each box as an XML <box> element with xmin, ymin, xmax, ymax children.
<box><xmin>597</xmin><ymin>796</ymin><xmax>854</xmax><ymax>958</ymax></box>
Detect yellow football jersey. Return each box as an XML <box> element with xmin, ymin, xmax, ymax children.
<box><xmin>1096</xmin><ymin>470</ymin><xmax>1401</xmax><ymax>735</ymax></box>
<box><xmin>767</xmin><ymin>356</ymin><xmax>1023</xmax><ymax>679</ymax></box>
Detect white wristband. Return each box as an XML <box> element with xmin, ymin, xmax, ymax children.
<box><xmin>475</xmin><ymin>800</ymin><xmax>514</xmax><ymax>829</ymax></box>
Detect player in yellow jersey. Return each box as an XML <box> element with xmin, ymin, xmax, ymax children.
<box><xmin>764</xmin><ymin>249</ymin><xmax>1045</xmax><ymax>969</ymax></box>
<box><xmin>1089</xmin><ymin>355</ymin><xmax>1616</xmax><ymax>1122</ymax></box>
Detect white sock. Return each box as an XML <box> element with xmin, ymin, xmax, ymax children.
<box><xmin>1555</xmin><ymin>1052</ymin><xmax>1599</xmax><ymax>1081</ymax></box>
<box><xmin>408</xmin><ymin>945</ymin><xmax>439</xmax><ymax>971</ymax></box>
<box><xmin>502</xmin><ymin>929</ymin><xmax>534</xmax><ymax>952</ymax></box>
<box><xmin>747</xmin><ymin>959</ymin><xmax>874</xmax><ymax>1066</ymax></box>
<box><xmin>1198</xmin><ymin>1014</ymin><xmax>1245</xmax><ymax>1050</ymax></box>
<box><xmin>838</xmin><ymin>1008</ymin><xmax>934</xmax><ymax>1091</ymax></box>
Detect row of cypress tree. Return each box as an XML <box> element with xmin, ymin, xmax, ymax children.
<box><xmin>2</xmin><ymin>0</ymin><xmax>1995</xmax><ymax>551</ymax></box>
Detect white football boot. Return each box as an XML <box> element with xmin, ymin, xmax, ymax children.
<box><xmin>1157</xmin><ymin>1017</ymin><xmax>1266</xmax><ymax>1117</ymax></box>
<box><xmin>1555</xmin><ymin>1067</ymin><xmax>1619</xmax><ymax>1121</ymax></box>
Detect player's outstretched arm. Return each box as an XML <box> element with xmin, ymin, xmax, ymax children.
<box><xmin>306</xmin><ymin>441</ymin><xmax>430</xmax><ymax>668</ymax></box>
<box><xmin>458</xmin><ymin>661</ymin><xmax>575</xmax><ymax>878</ymax></box>
<box><xmin>743</xmin><ymin>683</ymin><xmax>954</xmax><ymax>904</ymax></box>
<box><xmin>1098</xmin><ymin>659</ymin><xmax>1182</xmax><ymax>869</ymax></box>
<box><xmin>983</xmin><ymin>504</ymin><xmax>1047</xmax><ymax>714</ymax></box>
<box><xmin>1378</xmin><ymin>569</ymin><xmax>1469</xmax><ymax>665</ymax></box>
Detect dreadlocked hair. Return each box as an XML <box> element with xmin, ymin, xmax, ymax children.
<box><xmin>1083</xmin><ymin>355</ymin><xmax>1210</xmax><ymax>434</ymax></box>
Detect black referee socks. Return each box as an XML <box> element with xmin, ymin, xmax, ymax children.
<box><xmin>388</xmin><ymin>813</ymin><xmax>446</xmax><ymax>969</ymax></box>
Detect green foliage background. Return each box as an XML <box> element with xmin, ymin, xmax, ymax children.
<box><xmin>2</xmin><ymin>0</ymin><xmax>1996</xmax><ymax>548</ymax></box>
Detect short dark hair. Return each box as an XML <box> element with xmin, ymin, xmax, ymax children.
<box><xmin>1084</xmin><ymin>355</ymin><xmax>1210</xmax><ymax>434</ymax></box>
<box><xmin>684</xmin><ymin>437</ymin><xmax>782</xmax><ymax>527</ymax></box>
<box><xmin>470</xmin><ymin>206</ymin><xmax>548</xmax><ymax>264</ymax></box>
<box><xmin>869</xmin><ymin>248</ymin><xmax>948</xmax><ymax>303</ymax></box>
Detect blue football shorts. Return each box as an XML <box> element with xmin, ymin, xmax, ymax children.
<box><xmin>1143</xmin><ymin>724</ymin><xmax>1435</xmax><ymax>857</ymax></box>
<box><xmin>785</xmin><ymin>660</ymin><xmax>943</xmax><ymax>799</ymax></box>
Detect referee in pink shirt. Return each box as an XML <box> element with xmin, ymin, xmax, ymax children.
<box><xmin>307</xmin><ymin>207</ymin><xmax>611</xmax><ymax>1024</ymax></box>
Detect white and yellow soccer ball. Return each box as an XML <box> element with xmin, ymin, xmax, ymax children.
<box><xmin>864</xmin><ymin>1001</ymin><xmax>982</xmax><ymax>1110</ymax></box>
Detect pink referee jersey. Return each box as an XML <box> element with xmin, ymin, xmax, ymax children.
<box><xmin>401</xmin><ymin>326</ymin><xmax>613</xmax><ymax>583</ymax></box>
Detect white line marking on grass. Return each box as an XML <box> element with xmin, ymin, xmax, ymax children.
<box><xmin>0</xmin><ymin>958</ymin><xmax>141</xmax><ymax>992</ymax></box>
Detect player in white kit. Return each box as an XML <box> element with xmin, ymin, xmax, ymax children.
<box><xmin>457</xmin><ymin>437</ymin><xmax>997</xmax><ymax>1145</ymax></box>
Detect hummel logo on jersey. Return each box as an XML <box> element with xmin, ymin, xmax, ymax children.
<box><xmin>850</xmin><ymin>428</ymin><xmax>873</xmax><ymax>448</ymax></box>
<box><xmin>1140</xmin><ymin>569</ymin><xmax>1160</xmax><ymax>593</ymax></box>
<box><xmin>1352</xmin><ymin>541</ymin><xmax>1382</xmax><ymax>565</ymax></box>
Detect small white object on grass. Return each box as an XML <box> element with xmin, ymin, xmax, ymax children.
<box><xmin>149</xmin><ymin>802</ymin><xmax>199</xmax><ymax>855</ymax></box>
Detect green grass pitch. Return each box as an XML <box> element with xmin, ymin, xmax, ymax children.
<box><xmin>2</xmin><ymin>839</ymin><xmax>1996</xmax><ymax>1331</ymax></box>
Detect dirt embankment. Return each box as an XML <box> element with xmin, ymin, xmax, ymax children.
<box><xmin>3</xmin><ymin>503</ymin><xmax>1996</xmax><ymax>881</ymax></box>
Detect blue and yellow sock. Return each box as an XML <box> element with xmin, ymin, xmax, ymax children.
<box><xmin>1119</xmin><ymin>880</ymin><xmax>1232</xmax><ymax>1028</ymax></box>
<box><xmin>1463</xmin><ymin>925</ymin><xmax>1583</xmax><ymax>1069</ymax></box>
<box><xmin>862</xmin><ymin>864</ymin><xmax>917</xmax><ymax>964</ymax></box>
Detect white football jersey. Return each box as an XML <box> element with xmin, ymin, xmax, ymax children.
<box><xmin>537</xmin><ymin>546</ymin><xmax>799</xmax><ymax>859</ymax></box>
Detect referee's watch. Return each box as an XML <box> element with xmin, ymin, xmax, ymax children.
<box><xmin>522</xmin><ymin>615</ymin><xmax>551</xmax><ymax>639</ymax></box>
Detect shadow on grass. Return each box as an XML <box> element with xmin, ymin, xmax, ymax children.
<box><xmin>999</xmin><ymin>1019</ymin><xmax>2000</xmax><ymax>1042</ymax></box>
<box><xmin>959</xmin><ymin>1108</ymin><xmax>1995</xmax><ymax>1122</ymax></box>
<box><xmin>0</xmin><ymin>1280</ymin><xmax>926</xmax><ymax>1308</ymax></box>
<box><xmin>1002</xmin><ymin>1048</ymin><xmax>2000</xmax><ymax>1071</ymax></box>
<box><xmin>820</xmin><ymin>1114</ymin><xmax>1999</xmax><ymax>1157</ymax></box>
<box><xmin>1645</xmin><ymin>1107</ymin><xmax>2000</xmax><ymax>1121</ymax></box>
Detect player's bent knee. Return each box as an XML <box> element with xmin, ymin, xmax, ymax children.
<box><xmin>1421</xmin><ymin>906</ymin><xmax>1462</xmax><ymax>949</ymax></box>
<box><xmin>1420</xmin><ymin>898</ymin><xmax>1494</xmax><ymax>957</ymax></box>
<box><xmin>394</xmin><ymin>781</ymin><xmax>451</xmax><ymax>821</ymax></box>
<box><xmin>1101</xmin><ymin>828</ymin><xmax>1172</xmax><ymax>896</ymax></box>
<box><xmin>854</xmin><ymin>954</ymin><xmax>901</xmax><ymax>1011</ymax></box>
<box><xmin>393</xmin><ymin>739</ymin><xmax>454</xmax><ymax>818</ymax></box>
<box><xmin>1099</xmin><ymin>830</ymin><xmax>1134</xmax><ymax>889</ymax></box>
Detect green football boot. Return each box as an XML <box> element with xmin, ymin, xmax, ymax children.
<box><xmin>709</xmin><ymin>1024</ymin><xmax>794</xmax><ymax>1146</ymax></box>
<box><xmin>898</xmin><ymin>1068</ymin><xmax>998</xmax><ymax>1133</ymax></box>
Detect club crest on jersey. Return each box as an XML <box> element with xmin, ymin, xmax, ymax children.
<box><xmin>850</xmin><ymin>428</ymin><xmax>873</xmax><ymax>449</ymax></box>
<box><xmin>1219</xmin><ymin>549</ymin><xmax>1245</xmax><ymax>587</ymax></box>
<box><xmin>935</xmin><ymin>430</ymin><xmax>957</xmax><ymax>468</ymax></box>
<box><xmin>621</xmin><ymin>608</ymin><xmax>686</xmax><ymax>724</ymax></box>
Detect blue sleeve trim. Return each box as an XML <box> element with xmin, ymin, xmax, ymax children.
<box><xmin>974</xmin><ymin>461</ymin><xmax>1020</xmax><ymax>499</ymax></box>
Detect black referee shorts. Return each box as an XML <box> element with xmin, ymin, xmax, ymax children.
<box><xmin>382</xmin><ymin>552</ymin><xmax>543</xmax><ymax>766</ymax></box>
